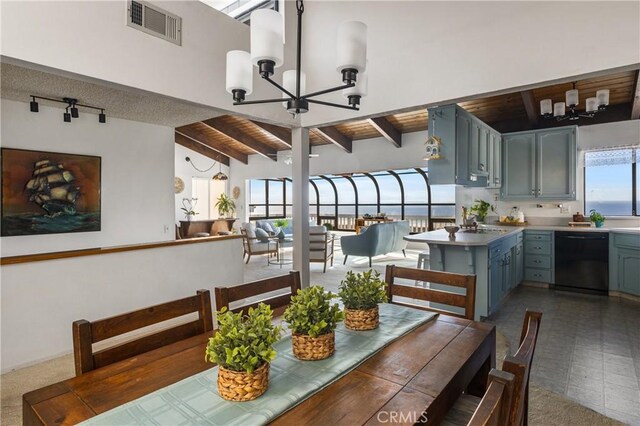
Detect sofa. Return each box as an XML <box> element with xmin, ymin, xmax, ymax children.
<box><xmin>341</xmin><ymin>221</ymin><xmax>410</xmax><ymax>267</ymax></box>
<box><xmin>254</xmin><ymin>219</ymin><xmax>294</xmax><ymax>237</ymax></box>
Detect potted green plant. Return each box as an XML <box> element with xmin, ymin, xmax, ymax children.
<box><xmin>338</xmin><ymin>270</ymin><xmax>388</xmax><ymax>330</ymax></box>
<box><xmin>469</xmin><ymin>199</ymin><xmax>494</xmax><ymax>223</ymax></box>
<box><xmin>273</xmin><ymin>218</ymin><xmax>289</xmax><ymax>229</ymax></box>
<box><xmin>322</xmin><ymin>222</ymin><xmax>334</xmax><ymax>231</ymax></box>
<box><xmin>181</xmin><ymin>198</ymin><xmax>198</xmax><ymax>221</ymax></box>
<box><xmin>283</xmin><ymin>286</ymin><xmax>343</xmax><ymax>360</ymax></box>
<box><xmin>205</xmin><ymin>303</ymin><xmax>282</xmax><ymax>402</ymax></box>
<box><xmin>589</xmin><ymin>209</ymin><xmax>605</xmax><ymax>228</ymax></box>
<box><xmin>215</xmin><ymin>193</ymin><xmax>236</xmax><ymax>218</ymax></box>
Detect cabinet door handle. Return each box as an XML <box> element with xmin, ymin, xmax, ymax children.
<box><xmin>537</xmin><ymin>189</ymin><xmax>541</xmax><ymax>196</ymax></box>
<box><xmin>531</xmin><ymin>189</ymin><xmax>535</xmax><ymax>195</ymax></box>
<box><xmin>479</xmin><ymin>163</ymin><xmax>485</xmax><ymax>171</ymax></box>
<box><xmin>534</xmin><ymin>274</ymin><xmax>541</xmax><ymax>278</ymax></box>
<box><xmin>533</xmin><ymin>260</ymin><xmax>542</xmax><ymax>264</ymax></box>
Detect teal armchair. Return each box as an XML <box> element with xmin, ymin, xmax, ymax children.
<box><xmin>341</xmin><ymin>221</ymin><xmax>410</xmax><ymax>267</ymax></box>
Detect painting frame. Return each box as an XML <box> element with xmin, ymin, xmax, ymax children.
<box><xmin>1</xmin><ymin>147</ymin><xmax>102</xmax><ymax>237</ymax></box>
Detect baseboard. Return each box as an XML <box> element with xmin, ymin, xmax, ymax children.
<box><xmin>608</xmin><ymin>291</ymin><xmax>640</xmax><ymax>303</ymax></box>
<box><xmin>521</xmin><ymin>280</ymin><xmax>550</xmax><ymax>289</ymax></box>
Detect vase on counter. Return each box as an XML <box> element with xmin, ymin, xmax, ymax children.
<box><xmin>595</xmin><ymin>220</ymin><xmax>604</xmax><ymax>228</ymax></box>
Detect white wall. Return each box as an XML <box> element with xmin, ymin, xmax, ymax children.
<box><xmin>229</xmin><ymin>130</ymin><xmax>428</xmax><ymax>220</ymax></box>
<box><xmin>456</xmin><ymin>120</ymin><xmax>640</xmax><ymax>227</ymax></box>
<box><xmin>0</xmin><ymin>0</ymin><xmax>295</xmax><ymax>126</ymax></box>
<box><xmin>1</xmin><ymin>238</ymin><xmax>244</xmax><ymax>372</ymax></box>
<box><xmin>174</xmin><ymin>143</ymin><xmax>230</xmax><ymax>221</ymax></box>
<box><xmin>298</xmin><ymin>1</ymin><xmax>640</xmax><ymax>127</ymax></box>
<box><xmin>0</xmin><ymin>99</ymin><xmax>175</xmax><ymax>256</ymax></box>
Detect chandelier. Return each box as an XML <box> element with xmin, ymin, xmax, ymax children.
<box><xmin>540</xmin><ymin>83</ymin><xmax>609</xmax><ymax>121</ymax></box>
<box><xmin>225</xmin><ymin>0</ymin><xmax>368</xmax><ymax>115</ymax></box>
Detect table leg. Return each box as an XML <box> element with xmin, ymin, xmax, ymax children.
<box><xmin>466</xmin><ymin>328</ymin><xmax>496</xmax><ymax>397</ymax></box>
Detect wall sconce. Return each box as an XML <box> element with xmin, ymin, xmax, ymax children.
<box><xmin>185</xmin><ymin>156</ymin><xmax>228</xmax><ymax>181</ymax></box>
<box><xmin>29</xmin><ymin>95</ymin><xmax>107</xmax><ymax>124</ymax></box>
<box><xmin>423</xmin><ymin>135</ymin><xmax>443</xmax><ymax>161</ymax></box>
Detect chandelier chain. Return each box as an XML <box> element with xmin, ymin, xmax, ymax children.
<box><xmin>186</xmin><ymin>157</ymin><xmax>218</xmax><ymax>173</ymax></box>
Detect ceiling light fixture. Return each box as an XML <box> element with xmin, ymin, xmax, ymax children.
<box><xmin>540</xmin><ymin>82</ymin><xmax>609</xmax><ymax>121</ymax></box>
<box><xmin>185</xmin><ymin>156</ymin><xmax>228</xmax><ymax>181</ymax></box>
<box><xmin>225</xmin><ymin>0</ymin><xmax>368</xmax><ymax>115</ymax></box>
<box><xmin>29</xmin><ymin>95</ymin><xmax>107</xmax><ymax>124</ymax></box>
<box><xmin>283</xmin><ymin>153</ymin><xmax>319</xmax><ymax>165</ymax></box>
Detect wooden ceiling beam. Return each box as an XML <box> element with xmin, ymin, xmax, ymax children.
<box><xmin>367</xmin><ymin>117</ymin><xmax>402</xmax><ymax>147</ymax></box>
<box><xmin>314</xmin><ymin>126</ymin><xmax>352</xmax><ymax>153</ymax></box>
<box><xmin>175</xmin><ymin>133</ymin><xmax>230</xmax><ymax>166</ymax></box>
<box><xmin>202</xmin><ymin>117</ymin><xmax>277</xmax><ymax>161</ymax></box>
<box><xmin>250</xmin><ymin>120</ymin><xmax>292</xmax><ymax>148</ymax></box>
<box><xmin>520</xmin><ymin>90</ymin><xmax>539</xmax><ymax>126</ymax></box>
<box><xmin>631</xmin><ymin>70</ymin><xmax>640</xmax><ymax>120</ymax></box>
<box><xmin>175</xmin><ymin>125</ymin><xmax>248</xmax><ymax>164</ymax></box>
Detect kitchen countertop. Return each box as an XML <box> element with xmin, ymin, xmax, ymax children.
<box><xmin>405</xmin><ymin>225</ymin><xmax>640</xmax><ymax>247</ymax></box>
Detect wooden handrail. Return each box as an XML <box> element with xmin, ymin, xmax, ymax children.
<box><xmin>1</xmin><ymin>234</ymin><xmax>243</xmax><ymax>266</ymax></box>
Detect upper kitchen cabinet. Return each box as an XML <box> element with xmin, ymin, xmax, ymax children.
<box><xmin>501</xmin><ymin>126</ymin><xmax>576</xmax><ymax>200</ymax></box>
<box><xmin>427</xmin><ymin>105</ymin><xmax>501</xmax><ymax>187</ymax></box>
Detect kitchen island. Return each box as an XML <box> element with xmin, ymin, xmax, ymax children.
<box><xmin>406</xmin><ymin>228</ymin><xmax>524</xmax><ymax>320</ymax></box>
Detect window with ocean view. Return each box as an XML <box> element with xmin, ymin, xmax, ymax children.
<box><xmin>247</xmin><ymin>168</ymin><xmax>456</xmax><ymax>232</ymax></box>
<box><xmin>585</xmin><ymin>148</ymin><xmax>638</xmax><ymax>217</ymax></box>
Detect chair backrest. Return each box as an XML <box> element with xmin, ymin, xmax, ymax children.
<box><xmin>501</xmin><ymin>310</ymin><xmax>543</xmax><ymax>426</ymax></box>
<box><xmin>72</xmin><ymin>290</ymin><xmax>213</xmax><ymax>375</ymax></box>
<box><xmin>215</xmin><ymin>271</ymin><xmax>301</xmax><ymax>316</ymax></box>
<box><xmin>468</xmin><ymin>369</ymin><xmax>516</xmax><ymax>426</ymax></box>
<box><xmin>385</xmin><ymin>265</ymin><xmax>477</xmax><ymax>320</ymax></box>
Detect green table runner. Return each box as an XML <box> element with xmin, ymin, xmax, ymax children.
<box><xmin>80</xmin><ymin>304</ymin><xmax>437</xmax><ymax>426</ymax></box>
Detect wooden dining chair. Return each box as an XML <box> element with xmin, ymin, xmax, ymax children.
<box><xmin>214</xmin><ymin>270</ymin><xmax>301</xmax><ymax>316</ymax></box>
<box><xmin>442</xmin><ymin>310</ymin><xmax>542</xmax><ymax>426</ymax></box>
<box><xmin>384</xmin><ymin>265</ymin><xmax>477</xmax><ymax>320</ymax></box>
<box><xmin>444</xmin><ymin>368</ymin><xmax>515</xmax><ymax>426</ymax></box>
<box><xmin>72</xmin><ymin>290</ymin><xmax>213</xmax><ymax>376</ymax></box>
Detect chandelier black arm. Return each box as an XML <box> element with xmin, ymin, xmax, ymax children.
<box><xmin>306</xmin><ymin>98</ymin><xmax>359</xmax><ymax>111</ymax></box>
<box><xmin>301</xmin><ymin>82</ymin><xmax>355</xmax><ymax>100</ymax></box>
<box><xmin>234</xmin><ymin>97</ymin><xmax>293</xmax><ymax>106</ymax></box>
<box><xmin>263</xmin><ymin>75</ymin><xmax>297</xmax><ymax>99</ymax></box>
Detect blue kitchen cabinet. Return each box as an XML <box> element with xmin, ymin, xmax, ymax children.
<box><xmin>501</xmin><ymin>126</ymin><xmax>576</xmax><ymax>200</ymax></box>
<box><xmin>610</xmin><ymin>232</ymin><xmax>640</xmax><ymax>296</ymax></box>
<box><xmin>489</xmin><ymin>246</ymin><xmax>503</xmax><ymax>314</ymax></box>
<box><xmin>524</xmin><ymin>231</ymin><xmax>554</xmax><ymax>283</ymax></box>
<box><xmin>514</xmin><ymin>242</ymin><xmax>524</xmax><ymax>287</ymax></box>
<box><xmin>427</xmin><ymin>104</ymin><xmax>498</xmax><ymax>187</ymax></box>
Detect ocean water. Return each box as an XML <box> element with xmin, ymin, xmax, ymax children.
<box><xmin>1</xmin><ymin>212</ymin><xmax>101</xmax><ymax>236</ymax></box>
<box><xmin>585</xmin><ymin>201</ymin><xmax>637</xmax><ymax>217</ymax></box>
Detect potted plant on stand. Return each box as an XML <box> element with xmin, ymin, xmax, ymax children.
<box><xmin>469</xmin><ymin>199</ymin><xmax>494</xmax><ymax>223</ymax></box>
<box><xmin>205</xmin><ymin>303</ymin><xmax>282</xmax><ymax>401</ymax></box>
<box><xmin>338</xmin><ymin>270</ymin><xmax>388</xmax><ymax>330</ymax></box>
<box><xmin>215</xmin><ymin>193</ymin><xmax>236</xmax><ymax>218</ymax></box>
<box><xmin>284</xmin><ymin>286</ymin><xmax>343</xmax><ymax>360</ymax></box>
<box><xmin>589</xmin><ymin>209</ymin><xmax>606</xmax><ymax>228</ymax></box>
<box><xmin>181</xmin><ymin>198</ymin><xmax>198</xmax><ymax>221</ymax></box>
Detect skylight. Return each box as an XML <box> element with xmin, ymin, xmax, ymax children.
<box><xmin>200</xmin><ymin>0</ymin><xmax>278</xmax><ymax>23</ymax></box>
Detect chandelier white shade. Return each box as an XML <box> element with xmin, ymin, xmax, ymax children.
<box><xmin>250</xmin><ymin>9</ymin><xmax>284</xmax><ymax>67</ymax></box>
<box><xmin>226</xmin><ymin>50</ymin><xmax>253</xmax><ymax>95</ymax></box>
<box><xmin>336</xmin><ymin>21</ymin><xmax>368</xmax><ymax>73</ymax></box>
<box><xmin>343</xmin><ymin>71</ymin><xmax>368</xmax><ymax>97</ymax></box>
<box><xmin>540</xmin><ymin>82</ymin><xmax>609</xmax><ymax>121</ymax></box>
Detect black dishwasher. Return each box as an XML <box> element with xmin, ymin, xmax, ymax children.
<box><xmin>554</xmin><ymin>231</ymin><xmax>609</xmax><ymax>293</ymax></box>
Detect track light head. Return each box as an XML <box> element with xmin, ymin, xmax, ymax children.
<box><xmin>30</xmin><ymin>97</ymin><xmax>39</xmax><ymax>113</ymax></box>
<box><xmin>99</xmin><ymin>110</ymin><xmax>106</xmax><ymax>123</ymax></box>
<box><xmin>70</xmin><ymin>104</ymin><xmax>79</xmax><ymax>118</ymax></box>
<box><xmin>63</xmin><ymin>108</ymin><xmax>71</xmax><ymax>123</ymax></box>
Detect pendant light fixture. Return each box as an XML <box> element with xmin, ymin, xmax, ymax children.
<box><xmin>540</xmin><ymin>82</ymin><xmax>609</xmax><ymax>121</ymax></box>
<box><xmin>185</xmin><ymin>156</ymin><xmax>228</xmax><ymax>181</ymax></box>
<box><xmin>225</xmin><ymin>0</ymin><xmax>368</xmax><ymax>115</ymax></box>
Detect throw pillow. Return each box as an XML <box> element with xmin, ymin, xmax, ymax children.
<box><xmin>272</xmin><ymin>226</ymin><xmax>282</xmax><ymax>238</ymax></box>
<box><xmin>255</xmin><ymin>228</ymin><xmax>270</xmax><ymax>243</ymax></box>
<box><xmin>262</xmin><ymin>222</ymin><xmax>275</xmax><ymax>233</ymax></box>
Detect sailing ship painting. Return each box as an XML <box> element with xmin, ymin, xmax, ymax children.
<box><xmin>1</xmin><ymin>148</ymin><xmax>101</xmax><ymax>236</ymax></box>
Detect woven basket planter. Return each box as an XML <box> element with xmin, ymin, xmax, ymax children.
<box><xmin>292</xmin><ymin>331</ymin><xmax>335</xmax><ymax>360</ymax></box>
<box><xmin>344</xmin><ymin>306</ymin><xmax>379</xmax><ymax>331</ymax></box>
<box><xmin>217</xmin><ymin>362</ymin><xmax>270</xmax><ymax>402</ymax></box>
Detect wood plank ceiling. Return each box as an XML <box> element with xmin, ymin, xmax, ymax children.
<box><xmin>176</xmin><ymin>69</ymin><xmax>639</xmax><ymax>163</ymax></box>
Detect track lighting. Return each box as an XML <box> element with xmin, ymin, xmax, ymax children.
<box><xmin>30</xmin><ymin>96</ymin><xmax>39</xmax><ymax>112</ymax></box>
<box><xmin>29</xmin><ymin>95</ymin><xmax>107</xmax><ymax>124</ymax></box>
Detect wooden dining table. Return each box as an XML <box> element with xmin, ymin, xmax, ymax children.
<box><xmin>23</xmin><ymin>314</ymin><xmax>495</xmax><ymax>426</ymax></box>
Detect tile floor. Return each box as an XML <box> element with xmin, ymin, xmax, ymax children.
<box><xmin>487</xmin><ymin>287</ymin><xmax>640</xmax><ymax>425</ymax></box>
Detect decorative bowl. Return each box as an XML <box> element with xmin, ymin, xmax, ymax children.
<box><xmin>444</xmin><ymin>226</ymin><xmax>460</xmax><ymax>238</ymax></box>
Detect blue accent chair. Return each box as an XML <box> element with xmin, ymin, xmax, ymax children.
<box><xmin>341</xmin><ymin>221</ymin><xmax>410</xmax><ymax>267</ymax></box>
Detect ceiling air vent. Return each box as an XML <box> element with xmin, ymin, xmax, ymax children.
<box><xmin>127</xmin><ymin>0</ymin><xmax>181</xmax><ymax>46</ymax></box>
